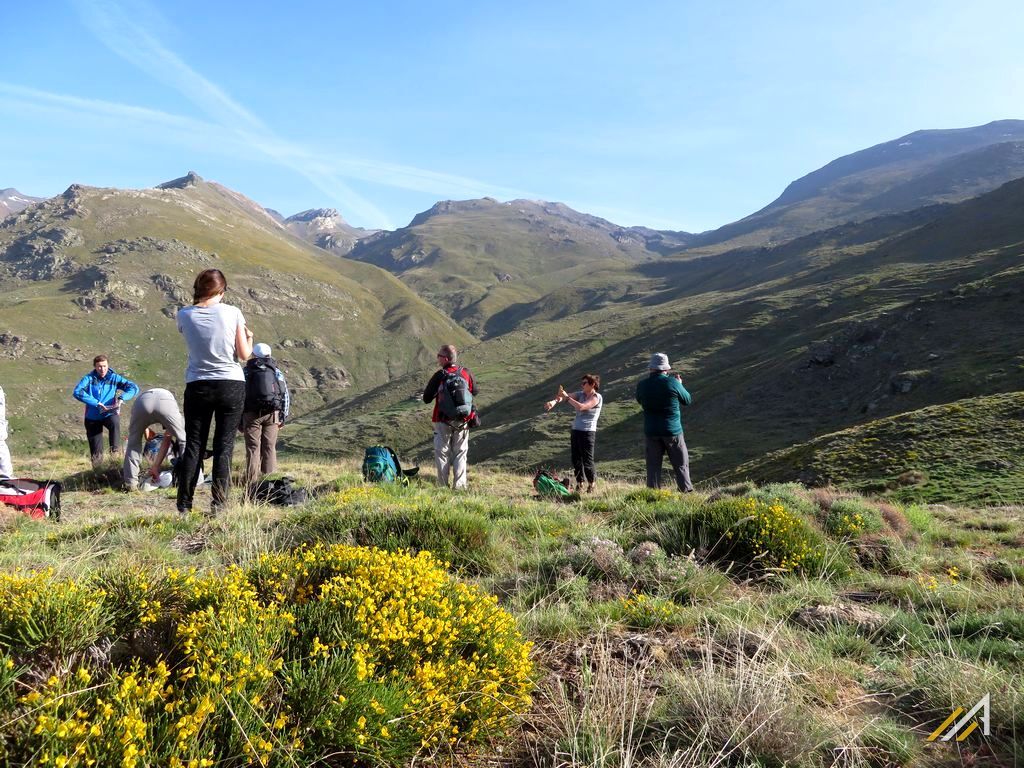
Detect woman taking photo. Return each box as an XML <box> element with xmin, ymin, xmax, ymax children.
<box><xmin>176</xmin><ymin>268</ymin><xmax>253</xmax><ymax>515</ymax></box>
<box><xmin>544</xmin><ymin>373</ymin><xmax>603</xmax><ymax>493</ymax></box>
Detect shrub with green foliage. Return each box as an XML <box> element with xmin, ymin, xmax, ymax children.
<box><xmin>823</xmin><ymin>497</ymin><xmax>885</xmax><ymax>538</ymax></box>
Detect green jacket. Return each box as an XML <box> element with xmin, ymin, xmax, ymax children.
<box><xmin>635</xmin><ymin>373</ymin><xmax>692</xmax><ymax>436</ymax></box>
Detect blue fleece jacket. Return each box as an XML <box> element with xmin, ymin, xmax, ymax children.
<box><xmin>73</xmin><ymin>369</ymin><xmax>140</xmax><ymax>421</ymax></box>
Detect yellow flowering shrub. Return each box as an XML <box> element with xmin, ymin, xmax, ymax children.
<box><xmin>693</xmin><ymin>497</ymin><xmax>830</xmax><ymax>575</ymax></box>
<box><xmin>0</xmin><ymin>570</ymin><xmax>110</xmax><ymax>655</ymax></box>
<box><xmin>0</xmin><ymin>544</ymin><xmax>533</xmax><ymax>767</ymax></box>
<box><xmin>619</xmin><ymin>592</ymin><xmax>685</xmax><ymax>629</ymax></box>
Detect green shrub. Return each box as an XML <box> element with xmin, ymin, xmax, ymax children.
<box><xmin>618</xmin><ymin>593</ymin><xmax>686</xmax><ymax>630</ymax></box>
<box><xmin>902</xmin><ymin>504</ymin><xmax>933</xmax><ymax>534</ymax></box>
<box><xmin>689</xmin><ymin>496</ymin><xmax>833</xmax><ymax>576</ymax></box>
<box><xmin>282</xmin><ymin>500</ymin><xmax>498</xmax><ymax>574</ymax></box>
<box><xmin>823</xmin><ymin>498</ymin><xmax>885</xmax><ymax>538</ymax></box>
<box><xmin>858</xmin><ymin>717</ymin><xmax>917</xmax><ymax>767</ymax></box>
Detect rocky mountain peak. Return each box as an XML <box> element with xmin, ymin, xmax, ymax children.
<box><xmin>408</xmin><ymin>198</ymin><xmax>500</xmax><ymax>227</ymax></box>
<box><xmin>286</xmin><ymin>208</ymin><xmax>343</xmax><ymax>224</ymax></box>
<box><xmin>157</xmin><ymin>171</ymin><xmax>204</xmax><ymax>190</ymax></box>
<box><xmin>0</xmin><ymin>188</ymin><xmax>46</xmax><ymax>218</ymax></box>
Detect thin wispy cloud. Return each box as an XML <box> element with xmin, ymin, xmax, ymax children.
<box><xmin>72</xmin><ymin>0</ymin><xmax>397</xmax><ymax>228</ymax></box>
<box><xmin>67</xmin><ymin>0</ymin><xmax>536</xmax><ymax>227</ymax></box>
<box><xmin>0</xmin><ymin>81</ymin><xmax>535</xmax><ymax>214</ymax></box>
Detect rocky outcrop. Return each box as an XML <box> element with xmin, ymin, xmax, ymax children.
<box><xmin>73</xmin><ymin>267</ymin><xmax>147</xmax><ymax>314</ymax></box>
<box><xmin>98</xmin><ymin>237</ymin><xmax>216</xmax><ymax>264</ymax></box>
<box><xmin>0</xmin><ymin>332</ymin><xmax>26</xmax><ymax>358</ymax></box>
<box><xmin>1</xmin><ymin>226</ymin><xmax>84</xmax><ymax>280</ymax></box>
<box><xmin>157</xmin><ymin>171</ymin><xmax>203</xmax><ymax>190</ymax></box>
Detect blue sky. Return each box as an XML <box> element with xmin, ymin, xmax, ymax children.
<box><xmin>1</xmin><ymin>1</ymin><xmax>1022</xmax><ymax>232</ymax></box>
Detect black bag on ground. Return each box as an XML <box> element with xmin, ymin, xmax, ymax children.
<box><xmin>249</xmin><ymin>476</ymin><xmax>307</xmax><ymax>506</ymax></box>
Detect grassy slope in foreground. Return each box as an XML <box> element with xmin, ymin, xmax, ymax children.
<box><xmin>718</xmin><ymin>391</ymin><xmax>1024</xmax><ymax>505</ymax></box>
<box><xmin>0</xmin><ymin>449</ymin><xmax>1022</xmax><ymax>767</ymax></box>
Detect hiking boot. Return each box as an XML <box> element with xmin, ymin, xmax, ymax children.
<box><xmin>586</xmin><ymin>484</ymin><xmax>594</xmax><ymax>494</ymax></box>
<box><xmin>176</xmin><ymin>505</ymin><xmax>191</xmax><ymax>516</ymax></box>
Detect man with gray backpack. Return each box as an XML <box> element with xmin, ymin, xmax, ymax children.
<box><xmin>422</xmin><ymin>344</ymin><xmax>478</xmax><ymax>489</ymax></box>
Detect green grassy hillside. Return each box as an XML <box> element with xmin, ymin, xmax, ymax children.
<box><xmin>689</xmin><ymin>119</ymin><xmax>1024</xmax><ymax>252</ymax></box>
<box><xmin>717</xmin><ymin>392</ymin><xmax>1024</xmax><ymax>505</ymax></box>
<box><xmin>286</xmin><ymin>178</ymin><xmax>1024</xmax><ymax>490</ymax></box>
<box><xmin>0</xmin><ymin>176</ymin><xmax>471</xmax><ymax>448</ymax></box>
<box><xmin>346</xmin><ymin>198</ymin><xmax>688</xmax><ymax>336</ymax></box>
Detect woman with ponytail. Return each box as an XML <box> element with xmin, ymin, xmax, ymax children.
<box><xmin>175</xmin><ymin>268</ymin><xmax>253</xmax><ymax>515</ymax></box>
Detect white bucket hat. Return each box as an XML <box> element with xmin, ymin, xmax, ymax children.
<box><xmin>648</xmin><ymin>352</ymin><xmax>671</xmax><ymax>371</ymax></box>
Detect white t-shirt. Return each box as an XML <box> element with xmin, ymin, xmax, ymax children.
<box><xmin>177</xmin><ymin>304</ymin><xmax>246</xmax><ymax>383</ymax></box>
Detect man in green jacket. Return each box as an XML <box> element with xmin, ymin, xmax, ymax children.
<box><xmin>635</xmin><ymin>353</ymin><xmax>693</xmax><ymax>492</ymax></box>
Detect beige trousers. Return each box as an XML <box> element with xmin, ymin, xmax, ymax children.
<box><xmin>242</xmin><ymin>411</ymin><xmax>280</xmax><ymax>488</ymax></box>
<box><xmin>433</xmin><ymin>422</ymin><xmax>469</xmax><ymax>489</ymax></box>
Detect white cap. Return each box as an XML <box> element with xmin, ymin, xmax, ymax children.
<box><xmin>253</xmin><ymin>342</ymin><xmax>272</xmax><ymax>358</ymax></box>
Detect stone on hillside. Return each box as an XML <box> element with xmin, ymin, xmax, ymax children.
<box><xmin>793</xmin><ymin>602</ymin><xmax>886</xmax><ymax>633</ymax></box>
<box><xmin>41</xmin><ymin>226</ymin><xmax>83</xmax><ymax>248</ymax></box>
<box><xmin>0</xmin><ymin>332</ymin><xmax>26</xmax><ymax>358</ymax></box>
<box><xmin>309</xmin><ymin>366</ymin><xmax>351</xmax><ymax>388</ymax></box>
<box><xmin>976</xmin><ymin>458</ymin><xmax>1012</xmax><ymax>471</ymax></box>
<box><xmin>627</xmin><ymin>541</ymin><xmax>663</xmax><ymax>565</ymax></box>
<box><xmin>55</xmin><ymin>185</ymin><xmax>88</xmax><ymax>219</ymax></box>
<box><xmin>151</xmin><ymin>274</ymin><xmax>189</xmax><ymax>305</ymax></box>
<box><xmin>890</xmin><ymin>369</ymin><xmax>930</xmax><ymax>395</ymax></box>
<box><xmin>808</xmin><ymin>342</ymin><xmax>836</xmax><ymax>367</ymax></box>
<box><xmin>157</xmin><ymin>171</ymin><xmax>203</xmax><ymax>190</ymax></box>
<box><xmin>99</xmin><ymin>237</ymin><xmax>214</xmax><ymax>264</ymax></box>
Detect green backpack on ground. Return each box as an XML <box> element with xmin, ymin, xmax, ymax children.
<box><xmin>362</xmin><ymin>446</ymin><xmax>419</xmax><ymax>485</ymax></box>
<box><xmin>533</xmin><ymin>469</ymin><xmax>572</xmax><ymax>498</ymax></box>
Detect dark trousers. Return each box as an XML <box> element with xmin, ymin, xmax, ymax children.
<box><xmin>645</xmin><ymin>433</ymin><xmax>693</xmax><ymax>492</ymax></box>
<box><xmin>85</xmin><ymin>414</ymin><xmax>120</xmax><ymax>466</ymax></box>
<box><xmin>570</xmin><ymin>429</ymin><xmax>597</xmax><ymax>485</ymax></box>
<box><xmin>177</xmin><ymin>380</ymin><xmax>245</xmax><ymax>513</ymax></box>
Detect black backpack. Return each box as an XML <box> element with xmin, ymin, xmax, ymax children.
<box><xmin>437</xmin><ymin>366</ymin><xmax>473</xmax><ymax>424</ymax></box>
<box><xmin>245</xmin><ymin>358</ymin><xmax>285</xmax><ymax>413</ymax></box>
<box><xmin>249</xmin><ymin>477</ymin><xmax>307</xmax><ymax>506</ymax></box>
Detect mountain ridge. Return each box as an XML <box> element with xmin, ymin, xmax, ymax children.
<box><xmin>0</xmin><ymin>173</ymin><xmax>471</xmax><ymax>447</ymax></box>
<box><xmin>0</xmin><ymin>188</ymin><xmax>45</xmax><ymax>219</ymax></box>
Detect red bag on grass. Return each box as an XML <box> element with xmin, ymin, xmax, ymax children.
<box><xmin>0</xmin><ymin>478</ymin><xmax>62</xmax><ymax>520</ymax></box>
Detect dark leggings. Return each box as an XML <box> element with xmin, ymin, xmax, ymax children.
<box><xmin>177</xmin><ymin>380</ymin><xmax>245</xmax><ymax>512</ymax></box>
<box><xmin>570</xmin><ymin>429</ymin><xmax>597</xmax><ymax>485</ymax></box>
<box><xmin>85</xmin><ymin>415</ymin><xmax>120</xmax><ymax>464</ymax></box>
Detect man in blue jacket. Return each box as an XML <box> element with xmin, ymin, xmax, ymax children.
<box><xmin>635</xmin><ymin>352</ymin><xmax>693</xmax><ymax>492</ymax></box>
<box><xmin>73</xmin><ymin>355</ymin><xmax>140</xmax><ymax>467</ymax></box>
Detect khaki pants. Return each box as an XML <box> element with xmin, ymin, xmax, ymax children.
<box><xmin>242</xmin><ymin>411</ymin><xmax>280</xmax><ymax>489</ymax></box>
<box><xmin>433</xmin><ymin>422</ymin><xmax>469</xmax><ymax>489</ymax></box>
